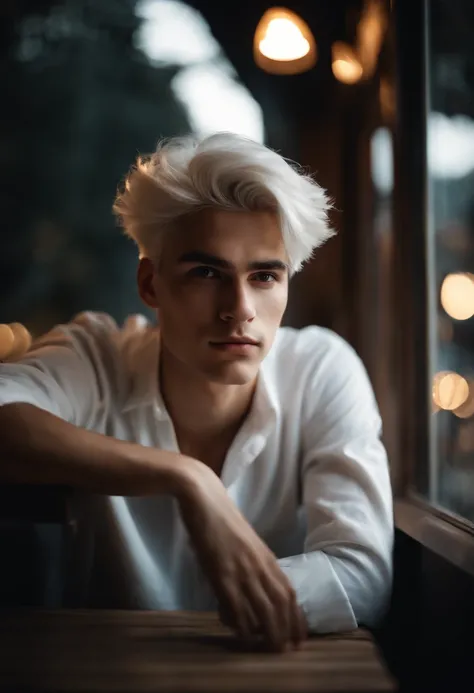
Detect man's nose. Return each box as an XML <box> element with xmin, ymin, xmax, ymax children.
<box><xmin>218</xmin><ymin>280</ymin><xmax>256</xmax><ymax>323</ymax></box>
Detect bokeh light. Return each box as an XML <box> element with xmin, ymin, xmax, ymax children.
<box><xmin>433</xmin><ymin>371</ymin><xmax>470</xmax><ymax>411</ymax></box>
<box><xmin>440</xmin><ymin>272</ymin><xmax>474</xmax><ymax>320</ymax></box>
<box><xmin>332</xmin><ymin>42</ymin><xmax>363</xmax><ymax>84</ymax></box>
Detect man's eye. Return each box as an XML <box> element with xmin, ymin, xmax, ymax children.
<box><xmin>189</xmin><ymin>266</ymin><xmax>219</xmax><ymax>279</ymax></box>
<box><xmin>253</xmin><ymin>272</ymin><xmax>277</xmax><ymax>283</ymax></box>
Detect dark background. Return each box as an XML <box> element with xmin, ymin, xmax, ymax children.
<box><xmin>1</xmin><ymin>0</ymin><xmax>474</xmax><ymax>513</ymax></box>
<box><xmin>3</xmin><ymin>7</ymin><xmax>474</xmax><ymax>688</ymax></box>
<box><xmin>0</xmin><ymin>0</ymin><xmax>381</xmax><ymax>339</ymax></box>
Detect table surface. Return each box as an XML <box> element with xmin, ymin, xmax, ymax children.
<box><xmin>0</xmin><ymin>609</ymin><xmax>396</xmax><ymax>693</ymax></box>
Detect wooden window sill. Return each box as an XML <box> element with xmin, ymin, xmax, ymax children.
<box><xmin>395</xmin><ymin>495</ymin><xmax>474</xmax><ymax>577</ymax></box>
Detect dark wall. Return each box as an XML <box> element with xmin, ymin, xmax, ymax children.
<box><xmin>378</xmin><ymin>529</ymin><xmax>474</xmax><ymax>691</ymax></box>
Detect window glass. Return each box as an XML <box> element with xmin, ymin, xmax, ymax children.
<box><xmin>427</xmin><ymin>0</ymin><xmax>474</xmax><ymax>519</ymax></box>
<box><xmin>0</xmin><ymin>1</ymin><xmax>263</xmax><ymax>336</ymax></box>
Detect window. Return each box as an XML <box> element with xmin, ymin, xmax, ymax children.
<box><xmin>423</xmin><ymin>0</ymin><xmax>474</xmax><ymax>520</ymax></box>
<box><xmin>0</xmin><ymin>0</ymin><xmax>263</xmax><ymax>336</ymax></box>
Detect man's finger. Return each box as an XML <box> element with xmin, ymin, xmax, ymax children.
<box><xmin>262</xmin><ymin>575</ymin><xmax>293</xmax><ymax>649</ymax></box>
<box><xmin>218</xmin><ymin>604</ymin><xmax>235</xmax><ymax>629</ymax></box>
<box><xmin>246</xmin><ymin>579</ymin><xmax>284</xmax><ymax>651</ymax></box>
<box><xmin>220</xmin><ymin>582</ymin><xmax>251</xmax><ymax>638</ymax></box>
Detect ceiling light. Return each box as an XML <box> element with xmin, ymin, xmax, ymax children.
<box><xmin>254</xmin><ymin>7</ymin><xmax>317</xmax><ymax>75</ymax></box>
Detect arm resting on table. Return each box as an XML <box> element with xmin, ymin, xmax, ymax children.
<box><xmin>277</xmin><ymin>339</ymin><xmax>393</xmax><ymax>634</ymax></box>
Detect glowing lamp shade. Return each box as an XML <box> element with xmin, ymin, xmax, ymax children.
<box><xmin>254</xmin><ymin>8</ymin><xmax>317</xmax><ymax>75</ymax></box>
<box><xmin>332</xmin><ymin>41</ymin><xmax>363</xmax><ymax>84</ymax></box>
<box><xmin>440</xmin><ymin>272</ymin><xmax>474</xmax><ymax>320</ymax></box>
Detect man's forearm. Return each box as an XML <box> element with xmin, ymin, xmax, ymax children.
<box><xmin>0</xmin><ymin>403</ymin><xmax>197</xmax><ymax>497</ymax></box>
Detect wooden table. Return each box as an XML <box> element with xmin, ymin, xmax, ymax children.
<box><xmin>0</xmin><ymin>610</ymin><xmax>396</xmax><ymax>693</ymax></box>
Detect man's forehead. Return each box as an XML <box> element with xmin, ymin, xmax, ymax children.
<box><xmin>166</xmin><ymin>208</ymin><xmax>288</xmax><ymax>262</ymax></box>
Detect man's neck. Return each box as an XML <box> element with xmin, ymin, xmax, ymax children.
<box><xmin>159</xmin><ymin>345</ymin><xmax>257</xmax><ymax>460</ymax></box>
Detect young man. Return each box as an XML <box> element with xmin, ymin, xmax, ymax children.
<box><xmin>0</xmin><ymin>133</ymin><xmax>393</xmax><ymax>653</ymax></box>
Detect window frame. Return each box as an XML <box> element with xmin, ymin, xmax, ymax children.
<box><xmin>393</xmin><ymin>0</ymin><xmax>474</xmax><ymax>570</ymax></box>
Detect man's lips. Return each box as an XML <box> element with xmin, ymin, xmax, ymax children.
<box><xmin>210</xmin><ymin>338</ymin><xmax>260</xmax><ymax>346</ymax></box>
<box><xmin>209</xmin><ymin>338</ymin><xmax>260</xmax><ymax>352</ymax></box>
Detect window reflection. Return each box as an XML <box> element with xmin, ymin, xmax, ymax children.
<box><xmin>136</xmin><ymin>0</ymin><xmax>220</xmax><ymax>65</ymax></box>
<box><xmin>136</xmin><ymin>1</ymin><xmax>263</xmax><ymax>140</ymax></box>
<box><xmin>427</xmin><ymin>0</ymin><xmax>474</xmax><ymax>520</ymax></box>
<box><xmin>0</xmin><ymin>0</ymin><xmax>264</xmax><ymax>336</ymax></box>
<box><xmin>172</xmin><ymin>64</ymin><xmax>264</xmax><ymax>141</ymax></box>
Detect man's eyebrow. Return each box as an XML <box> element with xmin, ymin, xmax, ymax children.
<box><xmin>178</xmin><ymin>251</ymin><xmax>233</xmax><ymax>269</ymax></box>
<box><xmin>247</xmin><ymin>259</ymin><xmax>289</xmax><ymax>272</ymax></box>
<box><xmin>177</xmin><ymin>251</ymin><xmax>289</xmax><ymax>272</ymax></box>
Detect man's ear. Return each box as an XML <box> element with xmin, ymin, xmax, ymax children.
<box><xmin>137</xmin><ymin>257</ymin><xmax>159</xmax><ymax>309</ymax></box>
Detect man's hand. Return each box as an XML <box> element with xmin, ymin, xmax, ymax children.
<box><xmin>177</xmin><ymin>461</ymin><xmax>308</xmax><ymax>652</ymax></box>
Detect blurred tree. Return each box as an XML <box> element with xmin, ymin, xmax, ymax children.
<box><xmin>0</xmin><ymin>0</ymin><xmax>191</xmax><ymax>332</ymax></box>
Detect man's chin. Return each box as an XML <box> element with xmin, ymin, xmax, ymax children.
<box><xmin>202</xmin><ymin>361</ymin><xmax>259</xmax><ymax>385</ymax></box>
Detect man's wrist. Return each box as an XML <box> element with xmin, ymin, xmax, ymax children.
<box><xmin>166</xmin><ymin>454</ymin><xmax>207</xmax><ymax>503</ymax></box>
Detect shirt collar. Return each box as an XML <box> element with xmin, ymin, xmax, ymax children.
<box><xmin>122</xmin><ymin>325</ymin><xmax>281</xmax><ymax>434</ymax></box>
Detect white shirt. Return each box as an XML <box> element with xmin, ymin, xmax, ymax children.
<box><xmin>0</xmin><ymin>312</ymin><xmax>393</xmax><ymax>632</ymax></box>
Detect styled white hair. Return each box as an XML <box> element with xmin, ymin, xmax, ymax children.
<box><xmin>113</xmin><ymin>132</ymin><xmax>334</xmax><ymax>274</ymax></box>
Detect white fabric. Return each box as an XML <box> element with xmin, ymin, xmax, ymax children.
<box><xmin>0</xmin><ymin>311</ymin><xmax>393</xmax><ymax>632</ymax></box>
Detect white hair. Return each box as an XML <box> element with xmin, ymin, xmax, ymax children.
<box><xmin>113</xmin><ymin>132</ymin><xmax>334</xmax><ymax>274</ymax></box>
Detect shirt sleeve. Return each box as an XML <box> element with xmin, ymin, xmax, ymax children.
<box><xmin>276</xmin><ymin>337</ymin><xmax>394</xmax><ymax>634</ymax></box>
<box><xmin>0</xmin><ymin>312</ymin><xmax>119</xmax><ymax>428</ymax></box>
